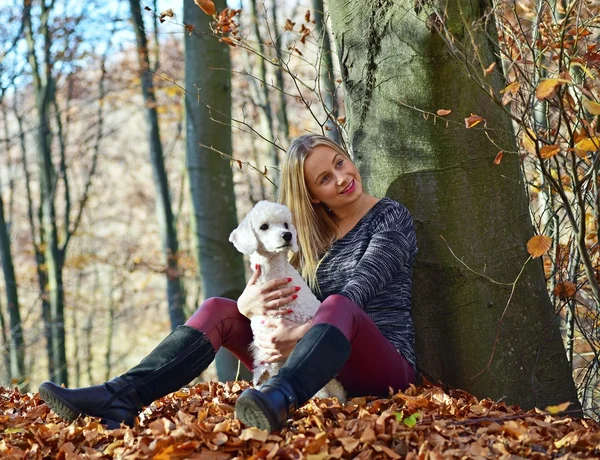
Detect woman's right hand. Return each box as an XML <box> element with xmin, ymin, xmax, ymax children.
<box><xmin>237</xmin><ymin>265</ymin><xmax>299</xmax><ymax>319</ymax></box>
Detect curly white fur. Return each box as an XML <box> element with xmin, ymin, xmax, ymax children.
<box><xmin>229</xmin><ymin>201</ymin><xmax>346</xmax><ymax>403</ymax></box>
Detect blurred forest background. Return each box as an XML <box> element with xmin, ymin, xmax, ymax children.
<box><xmin>1</xmin><ymin>0</ymin><xmax>599</xmax><ymax>420</ymax></box>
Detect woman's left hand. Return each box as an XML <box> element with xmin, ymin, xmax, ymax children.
<box><xmin>254</xmin><ymin>318</ymin><xmax>311</xmax><ymax>363</ymax></box>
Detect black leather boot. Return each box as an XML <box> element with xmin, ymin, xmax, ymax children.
<box><xmin>235</xmin><ymin>323</ymin><xmax>351</xmax><ymax>432</ymax></box>
<box><xmin>39</xmin><ymin>325</ymin><xmax>215</xmax><ymax>428</ymax></box>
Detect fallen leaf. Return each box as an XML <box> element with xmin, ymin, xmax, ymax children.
<box><xmin>436</xmin><ymin>109</ymin><xmax>452</xmax><ymax>116</ymax></box>
<box><xmin>305</xmin><ymin>10</ymin><xmax>311</xmax><ymax>22</ymax></box>
<box><xmin>239</xmin><ymin>427</ymin><xmax>268</xmax><ymax>442</ymax></box>
<box><xmin>493</xmin><ymin>151</ymin><xmax>503</xmax><ymax>164</ymax></box>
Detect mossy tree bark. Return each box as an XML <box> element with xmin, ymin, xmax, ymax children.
<box><xmin>327</xmin><ymin>0</ymin><xmax>579</xmax><ymax>409</ymax></box>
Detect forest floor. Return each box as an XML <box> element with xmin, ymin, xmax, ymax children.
<box><xmin>0</xmin><ymin>381</ymin><xmax>599</xmax><ymax>459</ymax></box>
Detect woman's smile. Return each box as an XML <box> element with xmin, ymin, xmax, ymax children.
<box><xmin>340</xmin><ymin>179</ymin><xmax>355</xmax><ymax>194</ymax></box>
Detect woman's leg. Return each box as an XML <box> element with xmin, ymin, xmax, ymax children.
<box><xmin>185</xmin><ymin>296</ymin><xmax>254</xmax><ymax>371</ymax></box>
<box><xmin>39</xmin><ymin>297</ymin><xmax>253</xmax><ymax>428</ymax></box>
<box><xmin>311</xmin><ymin>295</ymin><xmax>415</xmax><ymax>397</ymax></box>
<box><xmin>235</xmin><ymin>294</ymin><xmax>415</xmax><ymax>432</ymax></box>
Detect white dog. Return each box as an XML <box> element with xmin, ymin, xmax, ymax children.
<box><xmin>229</xmin><ymin>201</ymin><xmax>346</xmax><ymax>402</ymax></box>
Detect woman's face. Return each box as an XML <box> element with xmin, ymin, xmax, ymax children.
<box><xmin>303</xmin><ymin>145</ymin><xmax>363</xmax><ymax>210</ymax></box>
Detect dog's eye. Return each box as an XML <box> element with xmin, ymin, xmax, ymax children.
<box><xmin>260</xmin><ymin>224</ymin><xmax>269</xmax><ymax>231</ymax></box>
<box><xmin>284</xmin><ymin>223</ymin><xmax>289</xmax><ymax>229</ymax></box>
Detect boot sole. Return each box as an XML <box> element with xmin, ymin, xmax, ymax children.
<box><xmin>235</xmin><ymin>389</ymin><xmax>276</xmax><ymax>433</ymax></box>
<box><xmin>38</xmin><ymin>383</ymin><xmax>81</xmax><ymax>422</ymax></box>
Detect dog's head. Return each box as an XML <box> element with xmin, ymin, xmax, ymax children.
<box><xmin>229</xmin><ymin>201</ymin><xmax>299</xmax><ymax>255</ymax></box>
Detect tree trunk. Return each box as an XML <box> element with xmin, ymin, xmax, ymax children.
<box><xmin>269</xmin><ymin>0</ymin><xmax>290</xmax><ymax>144</ymax></box>
<box><xmin>327</xmin><ymin>0</ymin><xmax>579</xmax><ymax>410</ymax></box>
<box><xmin>24</xmin><ymin>0</ymin><xmax>68</xmax><ymax>385</ymax></box>
<box><xmin>312</xmin><ymin>0</ymin><xmax>341</xmax><ymax>143</ymax></box>
<box><xmin>184</xmin><ymin>0</ymin><xmax>251</xmax><ymax>382</ymax></box>
<box><xmin>129</xmin><ymin>0</ymin><xmax>186</xmax><ymax>329</ymax></box>
<box><xmin>13</xmin><ymin>94</ymin><xmax>54</xmax><ymax>381</ymax></box>
<box><xmin>249</xmin><ymin>0</ymin><xmax>280</xmax><ymax>187</ymax></box>
<box><xmin>0</xmin><ymin>177</ymin><xmax>26</xmax><ymax>387</ymax></box>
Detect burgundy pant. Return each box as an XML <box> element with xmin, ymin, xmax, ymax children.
<box><xmin>185</xmin><ymin>294</ymin><xmax>415</xmax><ymax>397</ymax></box>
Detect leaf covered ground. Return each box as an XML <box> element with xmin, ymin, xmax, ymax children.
<box><xmin>1</xmin><ymin>381</ymin><xmax>599</xmax><ymax>459</ymax></box>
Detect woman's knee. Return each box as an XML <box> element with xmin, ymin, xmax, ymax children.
<box><xmin>186</xmin><ymin>297</ymin><xmax>241</xmax><ymax>328</ymax></box>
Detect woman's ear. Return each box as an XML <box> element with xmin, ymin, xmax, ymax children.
<box><xmin>310</xmin><ymin>195</ymin><xmax>321</xmax><ymax>204</ymax></box>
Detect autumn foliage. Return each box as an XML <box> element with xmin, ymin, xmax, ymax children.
<box><xmin>1</xmin><ymin>383</ymin><xmax>599</xmax><ymax>459</ymax></box>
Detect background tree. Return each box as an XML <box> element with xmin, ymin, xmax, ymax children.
<box><xmin>327</xmin><ymin>0</ymin><xmax>579</xmax><ymax>410</ymax></box>
<box><xmin>128</xmin><ymin>0</ymin><xmax>186</xmax><ymax>329</ymax></box>
<box><xmin>184</xmin><ymin>0</ymin><xmax>250</xmax><ymax>381</ymax></box>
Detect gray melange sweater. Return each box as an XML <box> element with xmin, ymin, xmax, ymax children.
<box><xmin>314</xmin><ymin>197</ymin><xmax>418</xmax><ymax>369</ymax></box>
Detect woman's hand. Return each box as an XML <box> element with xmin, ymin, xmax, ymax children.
<box><xmin>253</xmin><ymin>318</ymin><xmax>312</xmax><ymax>363</ymax></box>
<box><xmin>237</xmin><ymin>265</ymin><xmax>299</xmax><ymax>319</ymax></box>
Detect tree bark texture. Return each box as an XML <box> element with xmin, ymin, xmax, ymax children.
<box><xmin>184</xmin><ymin>0</ymin><xmax>251</xmax><ymax>381</ymax></box>
<box><xmin>328</xmin><ymin>0</ymin><xmax>579</xmax><ymax>409</ymax></box>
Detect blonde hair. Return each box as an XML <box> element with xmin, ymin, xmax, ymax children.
<box><xmin>277</xmin><ymin>134</ymin><xmax>353</xmax><ymax>292</ymax></box>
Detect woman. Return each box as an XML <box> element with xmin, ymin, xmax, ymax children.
<box><xmin>39</xmin><ymin>134</ymin><xmax>418</xmax><ymax>433</ymax></box>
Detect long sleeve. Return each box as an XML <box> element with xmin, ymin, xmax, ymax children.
<box><xmin>338</xmin><ymin>205</ymin><xmax>417</xmax><ymax>308</ymax></box>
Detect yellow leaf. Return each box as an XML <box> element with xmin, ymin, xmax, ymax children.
<box><xmin>535</xmin><ymin>79</ymin><xmax>561</xmax><ymax>100</ymax></box>
<box><xmin>583</xmin><ymin>99</ymin><xmax>600</xmax><ymax>115</ymax></box>
<box><xmin>522</xmin><ymin>128</ymin><xmax>537</xmax><ymax>155</ymax></box>
<box><xmin>527</xmin><ymin>235</ymin><xmax>552</xmax><ymax>258</ymax></box>
<box><xmin>575</xmin><ymin>137</ymin><xmax>600</xmax><ymax>151</ymax></box>
<box><xmin>546</xmin><ymin>402</ymin><xmax>571</xmax><ymax>415</ymax></box>
<box><xmin>194</xmin><ymin>0</ymin><xmax>216</xmax><ymax>15</ymax></box>
<box><xmin>540</xmin><ymin>144</ymin><xmax>560</xmax><ymax>159</ymax></box>
<box><xmin>500</xmin><ymin>81</ymin><xmax>521</xmax><ymax>94</ymax></box>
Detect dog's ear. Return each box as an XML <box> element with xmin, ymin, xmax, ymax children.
<box><xmin>229</xmin><ymin>216</ymin><xmax>258</xmax><ymax>254</ymax></box>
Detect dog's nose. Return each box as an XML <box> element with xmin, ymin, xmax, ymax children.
<box><xmin>282</xmin><ymin>232</ymin><xmax>292</xmax><ymax>242</ymax></box>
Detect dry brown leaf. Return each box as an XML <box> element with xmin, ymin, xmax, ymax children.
<box><xmin>540</xmin><ymin>144</ymin><xmax>560</xmax><ymax>159</ymax></box>
<box><xmin>239</xmin><ymin>427</ymin><xmax>268</xmax><ymax>442</ymax></box>
<box><xmin>554</xmin><ymin>282</ymin><xmax>577</xmax><ymax>300</ymax></box>
<box><xmin>284</xmin><ymin>18</ymin><xmax>295</xmax><ymax>31</ymax></box>
<box><xmin>338</xmin><ymin>437</ymin><xmax>360</xmax><ymax>453</ymax></box>
<box><xmin>527</xmin><ymin>235</ymin><xmax>552</xmax><ymax>258</ymax></box>
<box><xmin>436</xmin><ymin>109</ymin><xmax>452</xmax><ymax>116</ymax></box>
<box><xmin>194</xmin><ymin>0</ymin><xmax>216</xmax><ymax>15</ymax></box>
<box><xmin>484</xmin><ymin>62</ymin><xmax>496</xmax><ymax>75</ymax></box>
<box><xmin>465</xmin><ymin>113</ymin><xmax>484</xmax><ymax>128</ymax></box>
<box><xmin>494</xmin><ymin>151</ymin><xmax>503</xmax><ymax>165</ymax></box>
